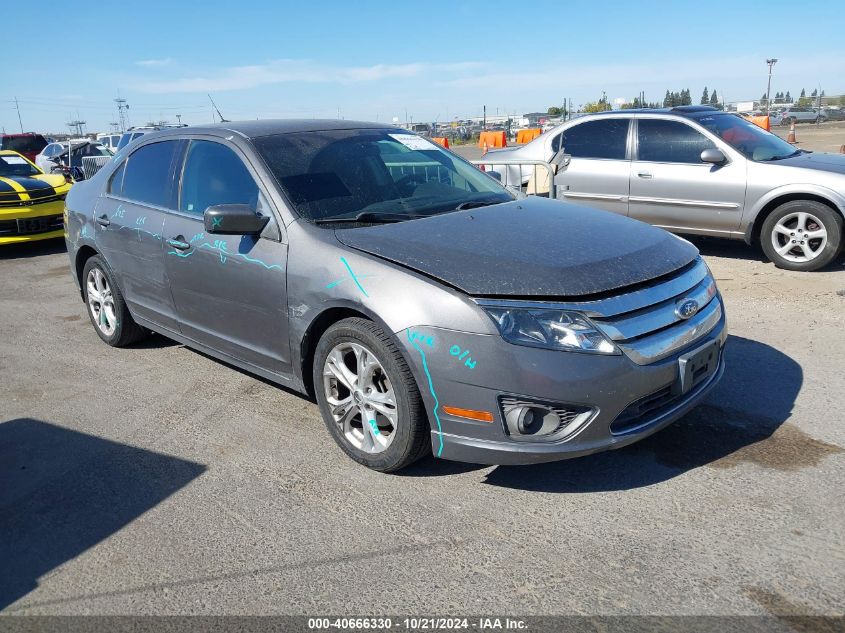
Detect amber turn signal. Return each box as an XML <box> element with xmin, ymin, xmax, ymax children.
<box><xmin>442</xmin><ymin>406</ymin><xmax>494</xmax><ymax>422</ymax></box>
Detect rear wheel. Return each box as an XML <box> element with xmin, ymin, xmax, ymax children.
<box><xmin>760</xmin><ymin>201</ymin><xmax>843</xmax><ymax>271</ymax></box>
<box><xmin>313</xmin><ymin>318</ymin><xmax>430</xmax><ymax>472</ymax></box>
<box><xmin>82</xmin><ymin>255</ymin><xmax>148</xmax><ymax>346</ymax></box>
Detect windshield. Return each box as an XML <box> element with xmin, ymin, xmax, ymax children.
<box><xmin>252</xmin><ymin>128</ymin><xmax>512</xmax><ymax>223</ymax></box>
<box><xmin>696</xmin><ymin>114</ymin><xmax>799</xmax><ymax>161</ymax></box>
<box><xmin>0</xmin><ymin>153</ymin><xmax>40</xmax><ymax>177</ymax></box>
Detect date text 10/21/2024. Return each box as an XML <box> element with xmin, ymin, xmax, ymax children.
<box><xmin>307</xmin><ymin>617</ymin><xmax>527</xmax><ymax>630</ymax></box>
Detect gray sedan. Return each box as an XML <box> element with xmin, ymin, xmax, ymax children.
<box><xmin>64</xmin><ymin>120</ymin><xmax>725</xmax><ymax>471</ymax></box>
<box><xmin>484</xmin><ymin>106</ymin><xmax>845</xmax><ymax>271</ymax></box>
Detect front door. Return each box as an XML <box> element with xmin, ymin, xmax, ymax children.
<box><xmin>628</xmin><ymin>118</ymin><xmax>746</xmax><ymax>235</ymax></box>
<box><xmin>94</xmin><ymin>140</ymin><xmax>182</xmax><ymax>331</ymax></box>
<box><xmin>163</xmin><ymin>138</ymin><xmax>290</xmax><ymax>375</ymax></box>
<box><xmin>552</xmin><ymin>117</ymin><xmax>631</xmax><ymax>215</ymax></box>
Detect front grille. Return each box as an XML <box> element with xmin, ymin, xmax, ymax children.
<box><xmin>586</xmin><ymin>258</ymin><xmax>722</xmax><ymax>365</ymax></box>
<box><xmin>0</xmin><ymin>213</ymin><xmax>63</xmax><ymax>236</ymax></box>
<box><xmin>610</xmin><ymin>385</ymin><xmax>676</xmax><ymax>434</ymax></box>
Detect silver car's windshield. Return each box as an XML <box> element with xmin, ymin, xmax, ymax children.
<box><xmin>696</xmin><ymin>114</ymin><xmax>799</xmax><ymax>161</ymax></box>
<box><xmin>252</xmin><ymin>129</ymin><xmax>513</xmax><ymax>224</ymax></box>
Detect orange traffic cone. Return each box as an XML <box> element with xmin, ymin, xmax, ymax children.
<box><xmin>787</xmin><ymin>121</ymin><xmax>797</xmax><ymax>144</ymax></box>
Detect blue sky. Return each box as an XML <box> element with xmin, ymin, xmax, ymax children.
<box><xmin>3</xmin><ymin>0</ymin><xmax>844</xmax><ymax>133</ymax></box>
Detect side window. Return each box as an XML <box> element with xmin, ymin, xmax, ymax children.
<box><xmin>108</xmin><ymin>160</ymin><xmax>126</xmax><ymax>195</ymax></box>
<box><xmin>559</xmin><ymin>119</ymin><xmax>629</xmax><ymax>159</ymax></box>
<box><xmin>551</xmin><ymin>132</ymin><xmax>562</xmax><ymax>153</ymax></box>
<box><xmin>637</xmin><ymin>119</ymin><xmax>716</xmax><ymax>164</ymax></box>
<box><xmin>121</xmin><ymin>140</ymin><xmax>180</xmax><ymax>207</ymax></box>
<box><xmin>179</xmin><ymin>140</ymin><xmax>259</xmax><ymax>216</ymax></box>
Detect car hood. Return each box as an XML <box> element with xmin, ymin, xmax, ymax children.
<box><xmin>334</xmin><ymin>197</ymin><xmax>699</xmax><ymax>297</ymax></box>
<box><xmin>773</xmin><ymin>151</ymin><xmax>845</xmax><ymax>175</ymax></box>
<box><xmin>0</xmin><ymin>174</ymin><xmax>67</xmax><ymax>196</ymax></box>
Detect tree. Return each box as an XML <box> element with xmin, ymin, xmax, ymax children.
<box><xmin>582</xmin><ymin>101</ymin><xmax>612</xmax><ymax>113</ymax></box>
<box><xmin>710</xmin><ymin>90</ymin><xmax>722</xmax><ymax>110</ymax></box>
<box><xmin>811</xmin><ymin>88</ymin><xmax>818</xmax><ymax>97</ymax></box>
<box><xmin>761</xmin><ymin>92</ymin><xmax>768</xmax><ymax>103</ymax></box>
<box><xmin>547</xmin><ymin>106</ymin><xmax>561</xmax><ymax>116</ymax></box>
<box><xmin>785</xmin><ymin>91</ymin><xmax>792</xmax><ymax>103</ymax></box>
<box><xmin>681</xmin><ymin>89</ymin><xmax>692</xmax><ymax>105</ymax></box>
<box><xmin>663</xmin><ymin>90</ymin><xmax>671</xmax><ymax>107</ymax></box>
<box><xmin>800</xmin><ymin>88</ymin><xmax>806</xmax><ymax>98</ymax></box>
<box><xmin>701</xmin><ymin>87</ymin><xmax>709</xmax><ymax>105</ymax></box>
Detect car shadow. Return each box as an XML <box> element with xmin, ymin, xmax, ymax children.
<box><xmin>479</xmin><ymin>335</ymin><xmax>802</xmax><ymax>492</ymax></box>
<box><xmin>687</xmin><ymin>235</ymin><xmax>845</xmax><ymax>271</ymax></box>
<box><xmin>0</xmin><ymin>238</ymin><xmax>66</xmax><ymax>260</ymax></box>
<box><xmin>0</xmin><ymin>419</ymin><xmax>206</xmax><ymax>610</ymax></box>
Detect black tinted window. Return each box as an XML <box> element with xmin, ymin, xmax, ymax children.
<box><xmin>180</xmin><ymin>140</ymin><xmax>258</xmax><ymax>216</ymax></box>
<box><xmin>559</xmin><ymin>119</ymin><xmax>629</xmax><ymax>159</ymax></box>
<box><xmin>121</xmin><ymin>141</ymin><xmax>179</xmax><ymax>207</ymax></box>
<box><xmin>637</xmin><ymin>119</ymin><xmax>715</xmax><ymax>163</ymax></box>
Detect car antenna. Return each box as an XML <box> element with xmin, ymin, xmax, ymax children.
<box><xmin>208</xmin><ymin>94</ymin><xmax>229</xmax><ymax>123</ymax></box>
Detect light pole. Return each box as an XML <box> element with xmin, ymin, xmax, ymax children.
<box><xmin>765</xmin><ymin>58</ymin><xmax>778</xmax><ymax>114</ymax></box>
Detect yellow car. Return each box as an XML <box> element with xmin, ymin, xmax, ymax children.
<box><xmin>0</xmin><ymin>149</ymin><xmax>72</xmax><ymax>245</ymax></box>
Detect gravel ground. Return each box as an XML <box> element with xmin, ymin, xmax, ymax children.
<box><xmin>1</xmin><ymin>221</ymin><xmax>843</xmax><ymax>616</ymax></box>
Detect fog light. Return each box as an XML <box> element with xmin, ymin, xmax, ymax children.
<box><xmin>500</xmin><ymin>396</ymin><xmax>594</xmax><ymax>442</ymax></box>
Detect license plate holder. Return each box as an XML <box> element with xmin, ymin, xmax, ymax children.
<box><xmin>678</xmin><ymin>340</ymin><xmax>720</xmax><ymax>394</ymax></box>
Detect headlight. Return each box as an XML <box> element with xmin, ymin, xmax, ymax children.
<box><xmin>483</xmin><ymin>307</ymin><xmax>618</xmax><ymax>354</ymax></box>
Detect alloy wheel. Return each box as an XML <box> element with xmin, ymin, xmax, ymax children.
<box><xmin>322</xmin><ymin>342</ymin><xmax>398</xmax><ymax>454</ymax></box>
<box><xmin>86</xmin><ymin>267</ymin><xmax>117</xmax><ymax>336</ymax></box>
<box><xmin>771</xmin><ymin>211</ymin><xmax>828</xmax><ymax>263</ymax></box>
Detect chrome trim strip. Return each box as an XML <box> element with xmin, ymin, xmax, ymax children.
<box><xmin>628</xmin><ymin>196</ymin><xmax>740</xmax><ymax>210</ymax></box>
<box><xmin>595</xmin><ymin>277</ymin><xmax>717</xmax><ymax>341</ymax></box>
<box><xmin>476</xmin><ymin>258</ymin><xmax>709</xmax><ymax>318</ymax></box>
<box><xmin>617</xmin><ymin>298</ymin><xmax>723</xmax><ymax>365</ymax></box>
<box><xmin>562</xmin><ymin>192</ymin><xmax>627</xmax><ymax>202</ymax></box>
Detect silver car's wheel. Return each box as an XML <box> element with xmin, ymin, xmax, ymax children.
<box><xmin>770</xmin><ymin>211</ymin><xmax>828</xmax><ymax>263</ymax></box>
<box><xmin>322</xmin><ymin>341</ymin><xmax>398</xmax><ymax>455</ymax></box>
<box><xmin>86</xmin><ymin>267</ymin><xmax>117</xmax><ymax>337</ymax></box>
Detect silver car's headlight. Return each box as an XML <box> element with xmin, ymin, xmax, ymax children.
<box><xmin>483</xmin><ymin>307</ymin><xmax>619</xmax><ymax>354</ymax></box>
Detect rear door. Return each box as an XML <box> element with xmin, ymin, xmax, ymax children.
<box><xmin>94</xmin><ymin>140</ymin><xmax>182</xmax><ymax>331</ymax></box>
<box><xmin>162</xmin><ymin>138</ymin><xmax>290</xmax><ymax>374</ymax></box>
<box><xmin>628</xmin><ymin>118</ymin><xmax>745</xmax><ymax>235</ymax></box>
<box><xmin>552</xmin><ymin>117</ymin><xmax>631</xmax><ymax>215</ymax></box>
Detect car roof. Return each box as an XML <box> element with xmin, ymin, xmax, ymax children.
<box><xmin>150</xmin><ymin>119</ymin><xmax>394</xmax><ymax>140</ymax></box>
<box><xmin>589</xmin><ymin>106</ymin><xmax>734</xmax><ymax>120</ymax></box>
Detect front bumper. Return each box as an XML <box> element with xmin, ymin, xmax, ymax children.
<box><xmin>400</xmin><ymin>308</ymin><xmax>727</xmax><ymax>465</ymax></box>
<box><xmin>0</xmin><ymin>198</ymin><xmax>65</xmax><ymax>245</ymax></box>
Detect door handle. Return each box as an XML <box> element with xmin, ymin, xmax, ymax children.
<box><xmin>96</xmin><ymin>214</ymin><xmax>110</xmax><ymax>226</ymax></box>
<box><xmin>167</xmin><ymin>238</ymin><xmax>190</xmax><ymax>251</ymax></box>
<box><xmin>637</xmin><ymin>172</ymin><xmax>653</xmax><ymax>179</ymax></box>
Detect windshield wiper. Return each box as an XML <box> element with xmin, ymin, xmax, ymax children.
<box><xmin>453</xmin><ymin>198</ymin><xmax>505</xmax><ymax>211</ymax></box>
<box><xmin>313</xmin><ymin>211</ymin><xmax>410</xmax><ymax>224</ymax></box>
<box><xmin>760</xmin><ymin>149</ymin><xmax>803</xmax><ymax>161</ymax></box>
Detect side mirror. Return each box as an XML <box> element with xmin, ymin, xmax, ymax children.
<box><xmin>204</xmin><ymin>204</ymin><xmax>269</xmax><ymax>235</ymax></box>
<box><xmin>700</xmin><ymin>148</ymin><xmax>726</xmax><ymax>164</ymax></box>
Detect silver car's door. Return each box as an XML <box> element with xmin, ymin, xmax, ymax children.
<box><xmin>629</xmin><ymin>118</ymin><xmax>745</xmax><ymax>235</ymax></box>
<box><xmin>552</xmin><ymin>118</ymin><xmax>631</xmax><ymax>215</ymax></box>
<box><xmin>162</xmin><ymin>138</ymin><xmax>290</xmax><ymax>375</ymax></box>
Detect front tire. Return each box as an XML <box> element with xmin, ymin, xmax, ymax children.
<box><xmin>760</xmin><ymin>201</ymin><xmax>843</xmax><ymax>271</ymax></box>
<box><xmin>82</xmin><ymin>255</ymin><xmax>148</xmax><ymax>346</ymax></box>
<box><xmin>313</xmin><ymin>318</ymin><xmax>430</xmax><ymax>472</ymax></box>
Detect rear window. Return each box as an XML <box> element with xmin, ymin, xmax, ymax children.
<box><xmin>1</xmin><ymin>135</ymin><xmax>47</xmax><ymax>154</ymax></box>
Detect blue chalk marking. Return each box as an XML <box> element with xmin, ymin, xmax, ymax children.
<box><xmin>340</xmin><ymin>257</ymin><xmax>369</xmax><ymax>297</ymax></box>
<box><xmin>211</xmin><ymin>216</ymin><xmax>222</xmax><ymax>228</ymax></box>
<box><xmin>367</xmin><ymin>419</ymin><xmax>381</xmax><ymax>436</ymax></box>
<box><xmin>237</xmin><ymin>252</ymin><xmax>283</xmax><ymax>271</ymax></box>
<box><xmin>114</xmin><ymin>206</ymin><xmax>125</xmax><ymax>219</ymax></box>
<box><xmin>407</xmin><ymin>329</ymin><xmax>443</xmax><ymax>457</ymax></box>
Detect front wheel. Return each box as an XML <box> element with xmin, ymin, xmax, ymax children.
<box><xmin>760</xmin><ymin>201</ymin><xmax>843</xmax><ymax>271</ymax></box>
<box><xmin>313</xmin><ymin>318</ymin><xmax>430</xmax><ymax>472</ymax></box>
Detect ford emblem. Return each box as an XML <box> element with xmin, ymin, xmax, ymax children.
<box><xmin>675</xmin><ymin>299</ymin><xmax>700</xmax><ymax>320</ymax></box>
